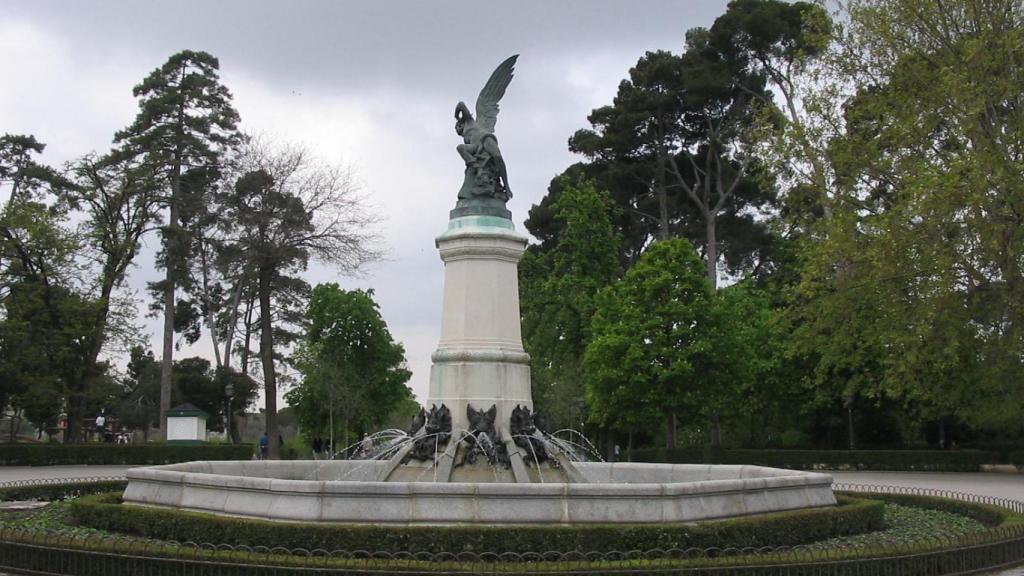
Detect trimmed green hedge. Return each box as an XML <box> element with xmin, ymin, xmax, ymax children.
<box><xmin>627</xmin><ymin>448</ymin><xmax>1003</xmax><ymax>472</ymax></box>
<box><xmin>69</xmin><ymin>492</ymin><xmax>884</xmax><ymax>554</ymax></box>
<box><xmin>0</xmin><ymin>443</ymin><xmax>253</xmax><ymax>466</ymax></box>
<box><xmin>0</xmin><ymin>480</ymin><xmax>128</xmax><ymax>502</ymax></box>
<box><xmin>839</xmin><ymin>492</ymin><xmax>1023</xmax><ymax>528</ymax></box>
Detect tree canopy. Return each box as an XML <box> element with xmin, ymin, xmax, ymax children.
<box><xmin>288</xmin><ymin>283</ymin><xmax>411</xmax><ymax>453</ymax></box>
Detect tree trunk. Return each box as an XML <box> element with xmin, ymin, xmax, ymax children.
<box><xmin>709</xmin><ymin>414</ymin><xmax>722</xmax><ymax>448</ymax></box>
<box><xmin>258</xmin><ymin>267</ymin><xmax>278</xmax><ymax>459</ymax></box>
<box><xmin>655</xmin><ymin>149</ymin><xmax>670</xmax><ymax>240</ymax></box>
<box><xmin>847</xmin><ymin>405</ymin><xmax>856</xmax><ymax>450</ymax></box>
<box><xmin>8</xmin><ymin>409</ymin><xmax>19</xmax><ymax>442</ymax></box>
<box><xmin>229</xmin><ymin>409</ymin><xmax>240</xmax><ymax>443</ymax></box>
<box><xmin>222</xmin><ymin>277</ymin><xmax>246</xmax><ymax>369</ymax></box>
<box><xmin>199</xmin><ymin>242</ymin><xmax>222</xmax><ymax>367</ymax></box>
<box><xmin>159</xmin><ymin>161</ymin><xmax>182</xmax><ymax>441</ymax></box>
<box><xmin>241</xmin><ymin>293</ymin><xmax>255</xmax><ymax>376</ymax></box>
<box><xmin>664</xmin><ymin>409</ymin><xmax>677</xmax><ymax>449</ymax></box>
<box><xmin>63</xmin><ymin>398</ymin><xmax>81</xmax><ymax>444</ymax></box>
<box><xmin>329</xmin><ymin>393</ymin><xmax>334</xmax><ymax>457</ymax></box>
<box><xmin>342</xmin><ymin>413</ymin><xmax>350</xmax><ymax>459</ymax></box>
<box><xmin>705</xmin><ymin>215</ymin><xmax>718</xmax><ymax>290</ymax></box>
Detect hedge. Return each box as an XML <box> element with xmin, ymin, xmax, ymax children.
<box><xmin>0</xmin><ymin>443</ymin><xmax>253</xmax><ymax>466</ymax></box>
<box><xmin>69</xmin><ymin>492</ymin><xmax>884</xmax><ymax>554</ymax></box>
<box><xmin>0</xmin><ymin>480</ymin><xmax>127</xmax><ymax>502</ymax></box>
<box><xmin>842</xmin><ymin>492</ymin><xmax>1022</xmax><ymax>528</ymax></box>
<box><xmin>627</xmin><ymin>448</ymin><xmax>1003</xmax><ymax>472</ymax></box>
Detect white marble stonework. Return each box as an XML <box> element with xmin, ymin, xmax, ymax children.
<box><xmin>427</xmin><ymin>215</ymin><xmax>533</xmax><ymax>432</ymax></box>
<box><xmin>123</xmin><ymin>461</ymin><xmax>837</xmax><ymax>525</ymax></box>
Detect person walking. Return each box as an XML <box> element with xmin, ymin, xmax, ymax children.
<box><xmin>259</xmin><ymin>432</ymin><xmax>269</xmax><ymax>460</ymax></box>
<box><xmin>94</xmin><ymin>411</ymin><xmax>106</xmax><ymax>442</ymax></box>
<box><xmin>312</xmin><ymin>436</ymin><xmax>322</xmax><ymax>460</ymax></box>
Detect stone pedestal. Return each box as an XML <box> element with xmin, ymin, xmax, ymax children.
<box><xmin>426</xmin><ymin>215</ymin><xmax>532</xmax><ymax>433</ymax></box>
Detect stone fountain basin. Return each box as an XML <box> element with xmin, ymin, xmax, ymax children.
<box><xmin>123</xmin><ymin>461</ymin><xmax>835</xmax><ymax>525</ymax></box>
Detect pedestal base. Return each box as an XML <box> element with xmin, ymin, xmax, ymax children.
<box><xmin>428</xmin><ymin>356</ymin><xmax>532</xmax><ymax>432</ymax></box>
<box><xmin>426</xmin><ymin>215</ymin><xmax>533</xmax><ymax>433</ymax></box>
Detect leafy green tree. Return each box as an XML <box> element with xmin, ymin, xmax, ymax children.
<box><xmin>288</xmin><ymin>284</ymin><xmax>411</xmax><ymax>454</ymax></box>
<box><xmin>525</xmin><ymin>163</ymin><xmax>651</xmax><ymax>269</ymax></box>
<box><xmin>0</xmin><ymin>148</ymin><xmax>160</xmax><ymax>443</ymax></box>
<box><xmin>711</xmin><ymin>0</ymin><xmax>835</xmax><ymax>228</ymax></box>
<box><xmin>118</xmin><ymin>346</ymin><xmax>161</xmax><ymax>441</ymax></box>
<box><xmin>52</xmin><ymin>153</ymin><xmax>161</xmax><ymax>441</ymax></box>
<box><xmin>168</xmin><ymin>356</ymin><xmax>258</xmax><ymax>433</ymax></box>
<box><xmin>584</xmin><ymin>239</ymin><xmax>713</xmax><ymax>447</ymax></box>
<box><xmin>114</xmin><ymin>50</ymin><xmax>242</xmax><ymax>440</ymax></box>
<box><xmin>0</xmin><ymin>167</ymin><xmax>87</xmax><ymax>439</ymax></box>
<box><xmin>697</xmin><ymin>281</ymin><xmax>777</xmax><ymax>446</ymax></box>
<box><xmin>783</xmin><ymin>0</ymin><xmax>1024</xmax><ymax>441</ymax></box>
<box><xmin>15</xmin><ymin>378</ymin><xmax>64</xmax><ymax>440</ymax></box>
<box><xmin>0</xmin><ymin>278</ymin><xmax>99</xmax><ymax>441</ymax></box>
<box><xmin>520</xmin><ymin>180</ymin><xmax>621</xmax><ymax>431</ymax></box>
<box><xmin>218</xmin><ymin>141</ymin><xmax>380</xmax><ymax>458</ymax></box>
<box><xmin>567</xmin><ymin>41</ymin><xmax>777</xmax><ymax>289</ymax></box>
<box><xmin>0</xmin><ymin>134</ymin><xmax>72</xmax><ymax>207</ymax></box>
<box><xmin>567</xmin><ymin>49</ymin><xmax>686</xmax><ymax>245</ymax></box>
<box><xmin>215</xmin><ymin>367</ymin><xmax>260</xmax><ymax>442</ymax></box>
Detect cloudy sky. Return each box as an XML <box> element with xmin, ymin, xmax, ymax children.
<box><xmin>2</xmin><ymin>0</ymin><xmax>731</xmax><ymax>404</ymax></box>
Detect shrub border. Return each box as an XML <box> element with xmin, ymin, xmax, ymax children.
<box><xmin>0</xmin><ymin>477</ymin><xmax>127</xmax><ymax>502</ymax></box>
<box><xmin>68</xmin><ymin>492</ymin><xmax>884</xmax><ymax>554</ymax></box>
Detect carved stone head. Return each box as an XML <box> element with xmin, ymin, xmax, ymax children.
<box><xmin>467</xmin><ymin>403</ymin><xmax>497</xmax><ymax>434</ymax></box>
<box><xmin>425</xmin><ymin>404</ymin><xmax>452</xmax><ymax>435</ymax></box>
<box><xmin>408</xmin><ymin>407</ymin><xmax>427</xmax><ymax>435</ymax></box>
<box><xmin>510</xmin><ymin>404</ymin><xmax>536</xmax><ymax>436</ymax></box>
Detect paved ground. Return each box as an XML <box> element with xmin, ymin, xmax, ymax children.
<box><xmin>0</xmin><ymin>465</ymin><xmax>136</xmax><ymax>482</ymax></box>
<box><xmin>829</xmin><ymin>470</ymin><xmax>1024</xmax><ymax>500</ymax></box>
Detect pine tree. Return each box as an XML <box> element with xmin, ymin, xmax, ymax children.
<box><xmin>114</xmin><ymin>51</ymin><xmax>241</xmax><ymax>440</ymax></box>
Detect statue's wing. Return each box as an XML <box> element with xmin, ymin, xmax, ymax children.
<box><xmin>475</xmin><ymin>55</ymin><xmax>519</xmax><ymax>134</ymax></box>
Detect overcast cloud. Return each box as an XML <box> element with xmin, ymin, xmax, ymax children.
<box><xmin>1</xmin><ymin>0</ymin><xmax>731</xmax><ymax>405</ymax></box>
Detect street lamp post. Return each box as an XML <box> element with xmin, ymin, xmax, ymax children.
<box><xmin>224</xmin><ymin>382</ymin><xmax>235</xmax><ymax>444</ymax></box>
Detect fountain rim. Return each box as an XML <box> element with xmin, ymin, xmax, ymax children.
<box><xmin>126</xmin><ymin>461</ymin><xmax>835</xmax><ymax>495</ymax></box>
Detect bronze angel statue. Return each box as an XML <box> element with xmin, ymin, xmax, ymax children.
<box><xmin>454</xmin><ymin>55</ymin><xmax>518</xmax><ymax>204</ymax></box>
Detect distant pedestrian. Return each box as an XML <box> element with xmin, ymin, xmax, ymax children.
<box><xmin>360</xmin><ymin>433</ymin><xmax>373</xmax><ymax>456</ymax></box>
<box><xmin>312</xmin><ymin>436</ymin><xmax>322</xmax><ymax>460</ymax></box>
<box><xmin>259</xmin><ymin>432</ymin><xmax>269</xmax><ymax>460</ymax></box>
<box><xmin>94</xmin><ymin>412</ymin><xmax>106</xmax><ymax>442</ymax></box>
